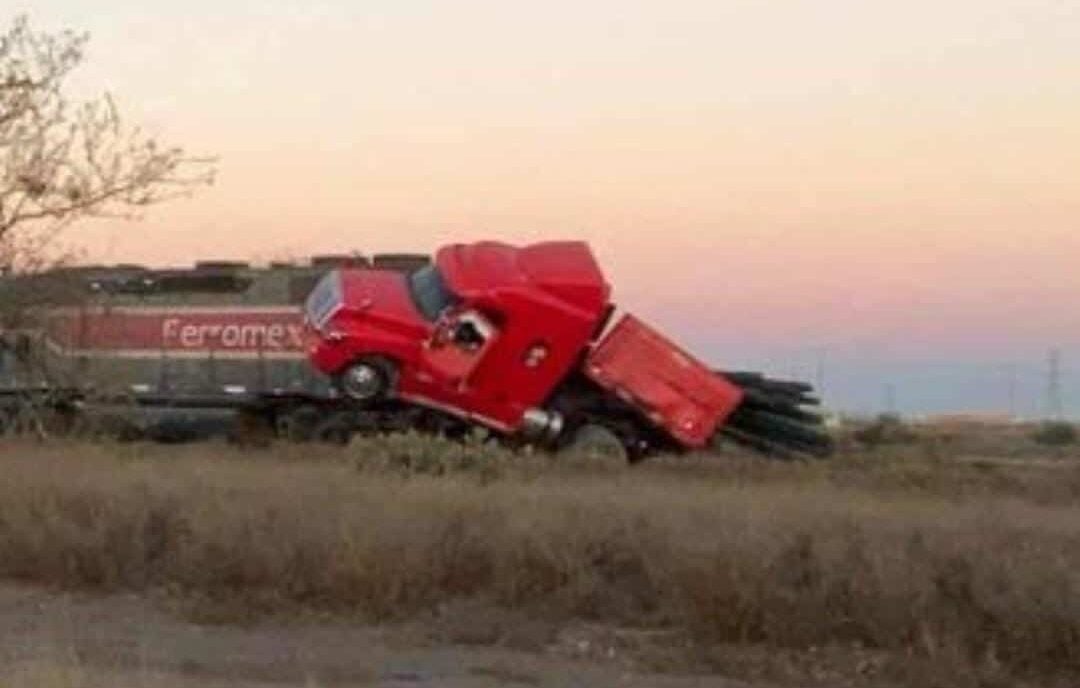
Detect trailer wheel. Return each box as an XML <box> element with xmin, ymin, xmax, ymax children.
<box><xmin>562</xmin><ymin>423</ymin><xmax>629</xmax><ymax>466</ymax></box>
<box><xmin>337</xmin><ymin>358</ymin><xmax>394</xmax><ymax>403</ymax></box>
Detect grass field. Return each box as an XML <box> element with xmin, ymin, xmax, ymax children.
<box><xmin>0</xmin><ymin>433</ymin><xmax>1078</xmax><ymax>686</ymax></box>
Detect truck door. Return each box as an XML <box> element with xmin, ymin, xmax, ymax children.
<box><xmin>422</xmin><ymin>309</ymin><xmax>499</xmax><ymax>390</ymax></box>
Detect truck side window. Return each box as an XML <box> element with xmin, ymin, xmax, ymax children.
<box><xmin>408</xmin><ymin>265</ymin><xmax>458</xmax><ymax>321</ymax></box>
<box><xmin>451</xmin><ymin>311</ymin><xmax>495</xmax><ymax>352</ymax></box>
<box><xmin>452</xmin><ymin>320</ymin><xmax>485</xmax><ymax>350</ymax></box>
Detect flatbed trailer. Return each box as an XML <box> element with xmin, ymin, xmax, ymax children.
<box><xmin>584</xmin><ymin>314</ymin><xmax>744</xmax><ymax>448</ymax></box>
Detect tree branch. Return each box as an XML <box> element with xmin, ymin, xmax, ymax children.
<box><xmin>0</xmin><ymin>14</ymin><xmax>215</xmax><ymax>273</ymax></box>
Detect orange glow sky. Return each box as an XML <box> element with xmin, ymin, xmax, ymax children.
<box><xmin>16</xmin><ymin>1</ymin><xmax>1080</xmax><ymax>413</ymax></box>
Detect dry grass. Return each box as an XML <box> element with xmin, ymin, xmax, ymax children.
<box><xmin>0</xmin><ymin>435</ymin><xmax>1078</xmax><ymax>684</ymax></box>
<box><xmin>0</xmin><ymin>663</ymin><xmax>286</xmax><ymax>688</ymax></box>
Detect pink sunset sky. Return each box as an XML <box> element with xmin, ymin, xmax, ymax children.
<box><xmin>14</xmin><ymin>1</ymin><xmax>1080</xmax><ymax>413</ymax></box>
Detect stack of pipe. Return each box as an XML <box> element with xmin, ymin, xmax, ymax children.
<box><xmin>716</xmin><ymin>371</ymin><xmax>833</xmax><ymax>458</ymax></box>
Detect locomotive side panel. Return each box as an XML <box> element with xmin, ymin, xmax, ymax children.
<box><xmin>23</xmin><ymin>262</ymin><xmax>341</xmax><ymax>400</ymax></box>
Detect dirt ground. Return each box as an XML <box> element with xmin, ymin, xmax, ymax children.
<box><xmin>0</xmin><ymin>584</ymin><xmax>763</xmax><ymax>688</ymax></box>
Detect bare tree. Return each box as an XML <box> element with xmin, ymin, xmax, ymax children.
<box><xmin>0</xmin><ymin>15</ymin><xmax>214</xmax><ymax>271</ymax></box>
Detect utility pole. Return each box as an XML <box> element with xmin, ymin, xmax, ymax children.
<box><xmin>1046</xmin><ymin>348</ymin><xmax>1063</xmax><ymax>420</ymax></box>
<box><xmin>814</xmin><ymin>347</ymin><xmax>826</xmax><ymax>401</ymax></box>
<box><xmin>785</xmin><ymin>349</ymin><xmax>799</xmax><ymax>381</ymax></box>
<box><xmin>1005</xmin><ymin>363</ymin><xmax>1017</xmax><ymax>419</ymax></box>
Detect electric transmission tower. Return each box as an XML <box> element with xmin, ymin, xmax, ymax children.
<box><xmin>1046</xmin><ymin>348</ymin><xmax>1064</xmax><ymax>420</ymax></box>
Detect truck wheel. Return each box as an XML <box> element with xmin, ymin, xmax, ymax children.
<box><xmin>562</xmin><ymin>423</ymin><xmax>629</xmax><ymax>466</ymax></box>
<box><xmin>338</xmin><ymin>359</ymin><xmax>393</xmax><ymax>403</ymax></box>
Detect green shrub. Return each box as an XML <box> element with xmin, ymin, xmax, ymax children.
<box><xmin>1031</xmin><ymin>421</ymin><xmax>1078</xmax><ymax>447</ymax></box>
<box><xmin>852</xmin><ymin>414</ymin><xmax>916</xmax><ymax>448</ymax></box>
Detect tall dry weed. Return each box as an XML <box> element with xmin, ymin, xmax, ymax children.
<box><xmin>0</xmin><ymin>438</ymin><xmax>1077</xmax><ymax>679</ymax></box>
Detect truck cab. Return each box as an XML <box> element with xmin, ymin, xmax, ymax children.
<box><xmin>305</xmin><ymin>241</ymin><xmax>613</xmax><ymax>435</ymax></box>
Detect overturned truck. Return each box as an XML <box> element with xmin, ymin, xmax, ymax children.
<box><xmin>304</xmin><ymin>241</ymin><xmax>829</xmax><ymax>460</ymax></box>
<box><xmin>0</xmin><ymin>243</ymin><xmax>830</xmax><ymax>459</ymax></box>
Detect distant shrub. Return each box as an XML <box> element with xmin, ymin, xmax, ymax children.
<box><xmin>1031</xmin><ymin>421</ymin><xmax>1078</xmax><ymax>447</ymax></box>
<box><xmin>852</xmin><ymin>414</ymin><xmax>916</xmax><ymax>448</ymax></box>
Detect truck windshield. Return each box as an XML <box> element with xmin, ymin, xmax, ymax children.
<box><xmin>408</xmin><ymin>265</ymin><xmax>457</xmax><ymax>321</ymax></box>
<box><xmin>304</xmin><ymin>271</ymin><xmax>344</xmax><ymax>329</ymax></box>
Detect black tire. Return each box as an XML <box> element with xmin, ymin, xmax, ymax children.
<box><xmin>336</xmin><ymin>357</ymin><xmax>395</xmax><ymax>404</ymax></box>
<box><xmin>561</xmin><ymin>423</ymin><xmax>630</xmax><ymax>466</ymax></box>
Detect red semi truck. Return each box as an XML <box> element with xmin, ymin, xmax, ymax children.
<box><xmin>305</xmin><ymin>241</ymin><xmax>829</xmax><ymax>460</ymax></box>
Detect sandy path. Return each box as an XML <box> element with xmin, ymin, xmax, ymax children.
<box><xmin>0</xmin><ymin>585</ymin><xmax>760</xmax><ymax>687</ymax></box>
